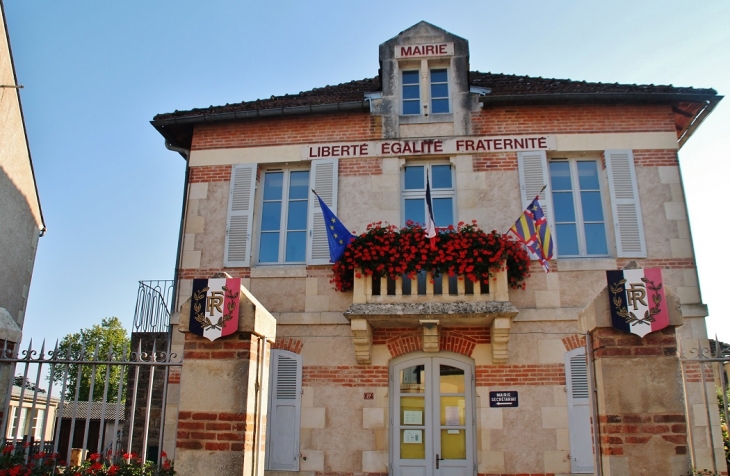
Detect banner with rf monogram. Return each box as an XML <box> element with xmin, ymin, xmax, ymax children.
<box><xmin>606</xmin><ymin>268</ymin><xmax>669</xmax><ymax>338</ymax></box>
<box><xmin>189</xmin><ymin>278</ymin><xmax>241</xmax><ymax>341</ymax></box>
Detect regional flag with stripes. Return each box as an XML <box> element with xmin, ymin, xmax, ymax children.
<box><xmin>509</xmin><ymin>196</ymin><xmax>554</xmax><ymax>272</ymax></box>
<box><xmin>190</xmin><ymin>278</ymin><xmax>241</xmax><ymax>341</ymax></box>
<box><xmin>606</xmin><ymin>268</ymin><xmax>669</xmax><ymax>338</ymax></box>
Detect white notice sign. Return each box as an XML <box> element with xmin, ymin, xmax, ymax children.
<box><xmin>403</xmin><ymin>430</ymin><xmax>423</xmax><ymax>444</ymax></box>
<box><xmin>445</xmin><ymin>406</ymin><xmax>460</xmax><ymax>426</ymax></box>
<box><xmin>403</xmin><ymin>411</ymin><xmax>423</xmax><ymax>425</ymax></box>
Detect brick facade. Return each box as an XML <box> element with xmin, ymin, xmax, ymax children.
<box><xmin>302</xmin><ymin>365</ymin><xmax>388</xmax><ymax>387</ymax></box>
<box><xmin>598</xmin><ymin>413</ymin><xmax>687</xmax><ymax>457</ymax></box>
<box><xmin>472</xmin><ymin>152</ymin><xmax>518</xmax><ymax>171</ymax></box>
<box><xmin>176</xmin><ymin>411</ymin><xmax>252</xmax><ymax>452</ymax></box>
<box><xmin>476</xmin><ymin>364</ymin><xmax>565</xmax><ymax>386</ymax></box>
<box><xmin>372</xmin><ymin>327</ymin><xmax>491</xmax><ymax>358</ymax></box>
<box><xmin>191</xmin><ymin>113</ymin><xmax>381</xmax><ymax>150</ymax></box>
<box><xmin>189</xmin><ymin>165</ymin><xmax>232</xmax><ymax>183</ymax></box>
<box><xmin>183</xmin><ymin>332</ymin><xmax>254</xmax><ymax>360</ymax></box>
<box><xmin>562</xmin><ymin>334</ymin><xmax>586</xmax><ymax>352</ymax></box>
<box><xmin>591</xmin><ymin>326</ymin><xmax>677</xmax><ymax>359</ymax></box>
<box><xmin>472</xmin><ymin>104</ymin><xmax>676</xmax><ymax>135</ymax></box>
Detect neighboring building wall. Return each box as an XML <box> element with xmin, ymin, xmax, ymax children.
<box><xmin>0</xmin><ymin>5</ymin><xmax>44</xmax><ymax>329</ymax></box>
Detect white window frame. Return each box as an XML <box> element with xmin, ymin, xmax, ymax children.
<box><xmin>401</xmin><ymin>161</ymin><xmax>456</xmax><ymax>228</ymax></box>
<box><xmin>429</xmin><ymin>67</ymin><xmax>450</xmax><ymax>114</ymax></box>
<box><xmin>549</xmin><ymin>158</ymin><xmax>610</xmax><ymax>258</ymax></box>
<box><xmin>402</xmin><ymin>69</ymin><xmax>421</xmax><ymax>115</ymax></box>
<box><xmin>399</xmin><ymin>61</ymin><xmax>451</xmax><ymax>117</ymax></box>
<box><xmin>256</xmin><ymin>167</ymin><xmax>311</xmax><ymax>265</ymax></box>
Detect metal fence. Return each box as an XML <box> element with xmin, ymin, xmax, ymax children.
<box><xmin>679</xmin><ymin>338</ymin><xmax>730</xmax><ymax>474</ymax></box>
<box><xmin>0</xmin><ymin>338</ymin><xmax>181</xmax><ymax>469</ymax></box>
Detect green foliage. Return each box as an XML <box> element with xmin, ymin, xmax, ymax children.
<box><xmin>50</xmin><ymin>317</ymin><xmax>130</xmax><ymax>403</ymax></box>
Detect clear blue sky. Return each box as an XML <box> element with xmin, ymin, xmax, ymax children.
<box><xmin>4</xmin><ymin>0</ymin><xmax>728</xmax><ymax>346</ymax></box>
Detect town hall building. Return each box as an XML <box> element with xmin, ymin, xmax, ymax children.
<box><xmin>151</xmin><ymin>22</ymin><xmax>724</xmax><ymax>476</ymax></box>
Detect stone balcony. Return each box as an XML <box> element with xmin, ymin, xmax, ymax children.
<box><xmin>344</xmin><ymin>266</ymin><xmax>519</xmax><ymax>365</ymax></box>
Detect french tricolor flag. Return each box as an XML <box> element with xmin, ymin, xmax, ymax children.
<box><xmin>425</xmin><ymin>171</ymin><xmax>436</xmax><ymax>248</ymax></box>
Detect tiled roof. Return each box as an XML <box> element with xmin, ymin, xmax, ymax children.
<box><xmin>469</xmin><ymin>72</ymin><xmax>716</xmax><ymax>97</ymax></box>
<box><xmin>154</xmin><ymin>77</ymin><xmax>381</xmax><ymax>121</ymax></box>
<box><xmin>60</xmin><ymin>401</ymin><xmax>125</xmax><ymax>421</ymax></box>
<box><xmin>153</xmin><ymin>72</ymin><xmax>717</xmax><ymax>121</ymax></box>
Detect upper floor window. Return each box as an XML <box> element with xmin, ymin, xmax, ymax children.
<box><xmin>402</xmin><ymin>70</ymin><xmax>421</xmax><ymax>115</ymax></box>
<box><xmin>225</xmin><ymin>159</ymin><xmax>339</xmax><ymax>268</ymax></box>
<box><xmin>549</xmin><ymin>159</ymin><xmax>608</xmax><ymax>257</ymax></box>
<box><xmin>401</xmin><ymin>68</ymin><xmax>450</xmax><ymax>116</ymax></box>
<box><xmin>402</xmin><ymin>162</ymin><xmax>455</xmax><ymax>227</ymax></box>
<box><xmin>259</xmin><ymin>169</ymin><xmax>310</xmax><ymax>263</ymax></box>
<box><xmin>430</xmin><ymin>69</ymin><xmax>449</xmax><ymax>113</ymax></box>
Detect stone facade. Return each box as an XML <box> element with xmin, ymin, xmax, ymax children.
<box><xmin>154</xmin><ymin>22</ymin><xmax>724</xmax><ymax>476</ymax></box>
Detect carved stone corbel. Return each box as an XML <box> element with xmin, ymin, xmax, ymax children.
<box><xmin>491</xmin><ymin>316</ymin><xmax>512</xmax><ymax>364</ymax></box>
<box><xmin>420</xmin><ymin>319</ymin><xmax>440</xmax><ymax>352</ymax></box>
<box><xmin>351</xmin><ymin>318</ymin><xmax>373</xmax><ymax>364</ymax></box>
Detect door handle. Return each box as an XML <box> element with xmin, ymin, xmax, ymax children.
<box><xmin>436</xmin><ymin>453</ymin><xmax>444</xmax><ymax>469</ymax></box>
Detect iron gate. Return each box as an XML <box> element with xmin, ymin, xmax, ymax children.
<box><xmin>679</xmin><ymin>338</ymin><xmax>730</xmax><ymax>474</ymax></box>
<box><xmin>0</xmin><ymin>338</ymin><xmax>181</xmax><ymax>468</ymax></box>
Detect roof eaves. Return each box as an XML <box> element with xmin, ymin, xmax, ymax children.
<box><xmin>151</xmin><ymin>100</ymin><xmax>369</xmax><ymax>127</ymax></box>
<box><xmin>479</xmin><ymin>92</ymin><xmax>719</xmax><ymax>105</ymax></box>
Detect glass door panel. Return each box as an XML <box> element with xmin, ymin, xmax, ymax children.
<box><xmin>392</xmin><ymin>357</ymin><xmax>473</xmax><ymax>476</ymax></box>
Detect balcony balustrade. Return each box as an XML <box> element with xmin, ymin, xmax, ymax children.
<box><xmin>345</xmin><ymin>265</ymin><xmax>518</xmax><ymax>365</ymax></box>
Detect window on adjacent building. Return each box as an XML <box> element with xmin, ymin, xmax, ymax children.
<box><xmin>259</xmin><ymin>169</ymin><xmax>310</xmax><ymax>264</ymax></box>
<box><xmin>402</xmin><ymin>162</ymin><xmax>455</xmax><ymax>227</ymax></box>
<box><xmin>402</xmin><ymin>70</ymin><xmax>421</xmax><ymax>115</ymax></box>
<box><xmin>549</xmin><ymin>159</ymin><xmax>608</xmax><ymax>257</ymax></box>
<box><xmin>430</xmin><ymin>68</ymin><xmax>449</xmax><ymax>113</ymax></box>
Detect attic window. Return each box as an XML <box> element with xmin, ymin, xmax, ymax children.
<box><xmin>402</xmin><ymin>71</ymin><xmax>421</xmax><ymax>115</ymax></box>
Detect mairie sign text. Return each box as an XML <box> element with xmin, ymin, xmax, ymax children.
<box><xmin>302</xmin><ymin>135</ymin><xmax>556</xmax><ymax>160</ymax></box>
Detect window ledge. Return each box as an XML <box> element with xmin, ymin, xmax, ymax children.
<box><xmin>556</xmin><ymin>258</ymin><xmax>617</xmax><ymax>272</ymax></box>
<box><xmin>250</xmin><ymin>266</ymin><xmax>307</xmax><ymax>278</ymax></box>
<box><xmin>399</xmin><ymin>113</ymin><xmax>454</xmax><ymax>124</ymax></box>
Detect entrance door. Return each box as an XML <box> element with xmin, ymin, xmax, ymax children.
<box><xmin>391</xmin><ymin>355</ymin><xmax>475</xmax><ymax>476</ymax></box>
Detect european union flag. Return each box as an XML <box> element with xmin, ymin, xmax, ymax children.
<box><xmin>314</xmin><ymin>192</ymin><xmax>354</xmax><ymax>263</ymax></box>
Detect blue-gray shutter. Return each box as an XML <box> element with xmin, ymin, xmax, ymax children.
<box><xmin>605</xmin><ymin>150</ymin><xmax>646</xmax><ymax>257</ymax></box>
<box><xmin>224</xmin><ymin>164</ymin><xmax>257</xmax><ymax>267</ymax></box>
<box><xmin>516</xmin><ymin>150</ymin><xmax>556</xmax><ymax>257</ymax></box>
<box><xmin>307</xmin><ymin>158</ymin><xmax>339</xmax><ymax>265</ymax></box>
<box><xmin>565</xmin><ymin>347</ymin><xmax>594</xmax><ymax>473</ymax></box>
<box><xmin>265</xmin><ymin>350</ymin><xmax>302</xmax><ymax>471</ymax></box>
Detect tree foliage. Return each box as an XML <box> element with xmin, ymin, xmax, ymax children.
<box><xmin>50</xmin><ymin>317</ymin><xmax>130</xmax><ymax>402</ymax></box>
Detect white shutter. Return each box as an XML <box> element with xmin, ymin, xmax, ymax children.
<box><xmin>307</xmin><ymin>158</ymin><xmax>339</xmax><ymax>265</ymax></box>
<box><xmin>565</xmin><ymin>347</ymin><xmax>594</xmax><ymax>474</ymax></box>
<box><xmin>605</xmin><ymin>150</ymin><xmax>646</xmax><ymax>257</ymax></box>
<box><xmin>265</xmin><ymin>350</ymin><xmax>302</xmax><ymax>471</ymax></box>
<box><xmin>224</xmin><ymin>164</ymin><xmax>257</xmax><ymax>267</ymax></box>
<box><xmin>517</xmin><ymin>150</ymin><xmax>556</xmax><ymax>257</ymax></box>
